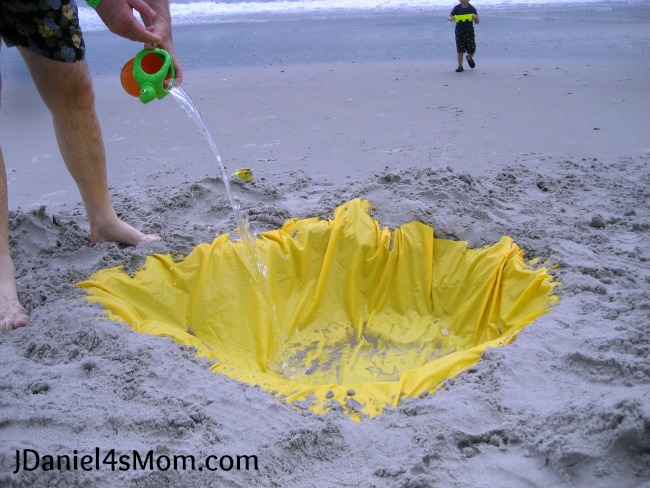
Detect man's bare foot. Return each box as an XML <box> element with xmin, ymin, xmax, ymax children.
<box><xmin>0</xmin><ymin>257</ymin><xmax>29</xmax><ymax>331</ymax></box>
<box><xmin>89</xmin><ymin>216</ymin><xmax>160</xmax><ymax>246</ymax></box>
<box><xmin>1</xmin><ymin>294</ymin><xmax>29</xmax><ymax>331</ymax></box>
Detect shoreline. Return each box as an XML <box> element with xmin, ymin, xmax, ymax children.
<box><xmin>2</xmin><ymin>9</ymin><xmax>649</xmax><ymax>213</ymax></box>
<box><xmin>2</xmin><ymin>4</ymin><xmax>649</xmax><ymax>79</ymax></box>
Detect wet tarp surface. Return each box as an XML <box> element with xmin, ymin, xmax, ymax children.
<box><xmin>78</xmin><ymin>199</ymin><xmax>558</xmax><ymax>419</ymax></box>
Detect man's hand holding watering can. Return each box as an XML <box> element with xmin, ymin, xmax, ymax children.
<box><xmin>94</xmin><ymin>0</ymin><xmax>183</xmax><ymax>84</ymax></box>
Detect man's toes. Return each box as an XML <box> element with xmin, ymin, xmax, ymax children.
<box><xmin>2</xmin><ymin>313</ymin><xmax>29</xmax><ymax>331</ymax></box>
<box><xmin>13</xmin><ymin>314</ymin><xmax>29</xmax><ymax>329</ymax></box>
<box><xmin>139</xmin><ymin>233</ymin><xmax>161</xmax><ymax>244</ymax></box>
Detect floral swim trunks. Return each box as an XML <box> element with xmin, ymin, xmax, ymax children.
<box><xmin>0</xmin><ymin>0</ymin><xmax>85</xmax><ymax>62</ymax></box>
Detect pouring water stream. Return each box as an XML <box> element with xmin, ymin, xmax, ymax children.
<box><xmin>168</xmin><ymin>84</ymin><xmax>280</xmax><ymax>369</ymax></box>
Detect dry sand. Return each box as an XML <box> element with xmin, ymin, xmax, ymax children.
<box><xmin>1</xmin><ymin>6</ymin><xmax>649</xmax><ymax>487</ymax></box>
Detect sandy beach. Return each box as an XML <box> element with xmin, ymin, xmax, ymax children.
<box><xmin>1</xmin><ymin>4</ymin><xmax>649</xmax><ymax>487</ymax></box>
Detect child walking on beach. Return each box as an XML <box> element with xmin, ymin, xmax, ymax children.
<box><xmin>448</xmin><ymin>0</ymin><xmax>480</xmax><ymax>72</ymax></box>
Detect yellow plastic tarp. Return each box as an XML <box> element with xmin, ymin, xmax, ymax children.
<box><xmin>78</xmin><ymin>198</ymin><xmax>558</xmax><ymax>420</ymax></box>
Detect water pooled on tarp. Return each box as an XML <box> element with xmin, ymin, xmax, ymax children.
<box><xmin>268</xmin><ymin>316</ymin><xmax>458</xmax><ymax>384</ymax></box>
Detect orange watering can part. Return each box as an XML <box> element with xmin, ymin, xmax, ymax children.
<box><xmin>120</xmin><ymin>57</ymin><xmax>140</xmax><ymax>97</ymax></box>
<box><xmin>77</xmin><ymin>199</ymin><xmax>559</xmax><ymax>420</ymax></box>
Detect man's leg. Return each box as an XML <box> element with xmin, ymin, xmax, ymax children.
<box><xmin>18</xmin><ymin>47</ymin><xmax>159</xmax><ymax>246</ymax></box>
<box><xmin>0</xmin><ymin>145</ymin><xmax>30</xmax><ymax>331</ymax></box>
<box><xmin>1</xmin><ymin>68</ymin><xmax>29</xmax><ymax>330</ymax></box>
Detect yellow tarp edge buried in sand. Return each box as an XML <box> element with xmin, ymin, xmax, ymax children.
<box><xmin>77</xmin><ymin>198</ymin><xmax>559</xmax><ymax>420</ymax></box>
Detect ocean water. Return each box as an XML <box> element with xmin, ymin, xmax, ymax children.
<box><xmin>78</xmin><ymin>0</ymin><xmax>643</xmax><ymax>31</ymax></box>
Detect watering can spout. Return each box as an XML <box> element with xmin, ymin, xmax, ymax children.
<box><xmin>139</xmin><ymin>84</ymin><xmax>157</xmax><ymax>104</ymax></box>
<box><xmin>120</xmin><ymin>48</ymin><xmax>175</xmax><ymax>104</ymax></box>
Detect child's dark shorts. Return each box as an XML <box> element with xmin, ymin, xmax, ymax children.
<box><xmin>455</xmin><ymin>31</ymin><xmax>476</xmax><ymax>54</ymax></box>
<box><xmin>0</xmin><ymin>0</ymin><xmax>85</xmax><ymax>62</ymax></box>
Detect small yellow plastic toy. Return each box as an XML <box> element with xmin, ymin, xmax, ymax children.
<box><xmin>232</xmin><ymin>168</ymin><xmax>253</xmax><ymax>182</ymax></box>
<box><xmin>455</xmin><ymin>13</ymin><xmax>474</xmax><ymax>22</ymax></box>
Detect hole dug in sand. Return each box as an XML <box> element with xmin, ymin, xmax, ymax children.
<box><xmin>78</xmin><ymin>199</ymin><xmax>558</xmax><ymax>420</ymax></box>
